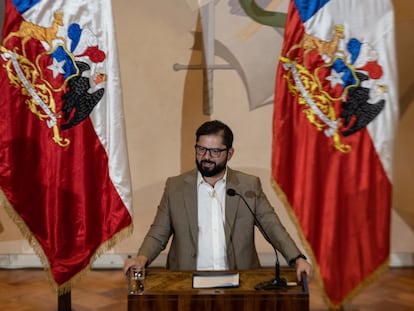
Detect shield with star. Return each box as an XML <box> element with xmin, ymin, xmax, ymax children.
<box><xmin>37</xmin><ymin>44</ymin><xmax>77</xmax><ymax>91</ymax></box>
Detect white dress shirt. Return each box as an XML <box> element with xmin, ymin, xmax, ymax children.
<box><xmin>196</xmin><ymin>171</ymin><xmax>228</xmax><ymax>270</ymax></box>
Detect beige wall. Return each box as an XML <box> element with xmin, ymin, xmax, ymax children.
<box><xmin>0</xmin><ymin>0</ymin><xmax>413</xmax><ymax>265</ymax></box>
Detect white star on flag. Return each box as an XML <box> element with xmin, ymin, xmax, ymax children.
<box><xmin>325</xmin><ymin>69</ymin><xmax>344</xmax><ymax>88</ymax></box>
<box><xmin>47</xmin><ymin>58</ymin><xmax>66</xmax><ymax>78</ymax></box>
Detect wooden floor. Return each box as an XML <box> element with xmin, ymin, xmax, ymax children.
<box><xmin>0</xmin><ymin>267</ymin><xmax>413</xmax><ymax>311</ymax></box>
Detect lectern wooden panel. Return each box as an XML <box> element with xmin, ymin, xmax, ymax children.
<box><xmin>128</xmin><ymin>268</ymin><xmax>309</xmax><ymax>311</ymax></box>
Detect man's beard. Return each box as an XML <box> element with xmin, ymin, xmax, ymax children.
<box><xmin>196</xmin><ymin>159</ymin><xmax>227</xmax><ymax>177</ymax></box>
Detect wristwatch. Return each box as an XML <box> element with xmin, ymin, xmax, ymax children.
<box><xmin>289</xmin><ymin>254</ymin><xmax>307</xmax><ymax>266</ymax></box>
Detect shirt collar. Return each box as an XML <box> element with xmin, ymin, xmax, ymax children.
<box><xmin>197</xmin><ymin>168</ymin><xmax>228</xmax><ymax>187</ymax></box>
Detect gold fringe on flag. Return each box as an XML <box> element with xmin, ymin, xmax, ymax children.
<box><xmin>271</xmin><ymin>178</ymin><xmax>389</xmax><ymax>309</ymax></box>
<box><xmin>0</xmin><ymin>188</ymin><xmax>133</xmax><ymax>295</ymax></box>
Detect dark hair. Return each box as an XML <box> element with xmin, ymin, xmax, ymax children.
<box><xmin>196</xmin><ymin>120</ymin><xmax>233</xmax><ymax>148</ymax></box>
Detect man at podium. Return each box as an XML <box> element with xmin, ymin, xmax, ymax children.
<box><xmin>124</xmin><ymin>120</ymin><xmax>313</xmax><ymax>282</ymax></box>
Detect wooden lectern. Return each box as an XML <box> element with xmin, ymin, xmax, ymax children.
<box><xmin>128</xmin><ymin>268</ymin><xmax>309</xmax><ymax>311</ymax></box>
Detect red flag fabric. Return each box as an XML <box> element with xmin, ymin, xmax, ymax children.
<box><xmin>0</xmin><ymin>0</ymin><xmax>132</xmax><ymax>292</ymax></box>
<box><xmin>272</xmin><ymin>0</ymin><xmax>398</xmax><ymax>307</ymax></box>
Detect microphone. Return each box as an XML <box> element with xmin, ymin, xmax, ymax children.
<box><xmin>226</xmin><ymin>188</ymin><xmax>287</xmax><ymax>290</ymax></box>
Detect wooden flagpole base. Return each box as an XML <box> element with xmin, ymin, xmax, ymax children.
<box><xmin>58</xmin><ymin>291</ymin><xmax>72</xmax><ymax>311</ymax></box>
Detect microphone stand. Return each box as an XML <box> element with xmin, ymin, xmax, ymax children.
<box><xmin>254</xmin><ymin>252</ymin><xmax>288</xmax><ymax>290</ymax></box>
<box><xmin>227</xmin><ymin>189</ymin><xmax>287</xmax><ymax>290</ymax></box>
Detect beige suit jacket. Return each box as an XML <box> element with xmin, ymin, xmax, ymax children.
<box><xmin>138</xmin><ymin>168</ymin><xmax>302</xmax><ymax>270</ymax></box>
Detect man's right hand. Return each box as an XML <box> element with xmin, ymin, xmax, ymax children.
<box><xmin>123</xmin><ymin>255</ymin><xmax>148</xmax><ymax>275</ymax></box>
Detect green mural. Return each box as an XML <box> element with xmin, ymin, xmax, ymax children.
<box><xmin>239</xmin><ymin>0</ymin><xmax>287</xmax><ymax>28</ymax></box>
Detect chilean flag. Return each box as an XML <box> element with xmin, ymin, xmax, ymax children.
<box><xmin>272</xmin><ymin>0</ymin><xmax>398</xmax><ymax>307</ymax></box>
<box><xmin>0</xmin><ymin>0</ymin><xmax>132</xmax><ymax>292</ymax></box>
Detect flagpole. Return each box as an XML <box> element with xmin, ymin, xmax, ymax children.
<box><xmin>58</xmin><ymin>291</ymin><xmax>72</xmax><ymax>311</ymax></box>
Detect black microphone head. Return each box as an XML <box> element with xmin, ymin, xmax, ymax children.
<box><xmin>226</xmin><ymin>188</ymin><xmax>236</xmax><ymax>196</ymax></box>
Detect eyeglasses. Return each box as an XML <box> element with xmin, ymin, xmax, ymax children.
<box><xmin>194</xmin><ymin>144</ymin><xmax>228</xmax><ymax>158</ymax></box>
